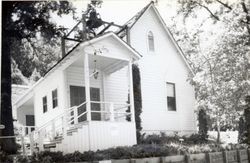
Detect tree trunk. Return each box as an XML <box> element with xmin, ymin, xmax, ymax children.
<box><xmin>216</xmin><ymin>120</ymin><xmax>221</xmax><ymax>144</ymax></box>
<box><xmin>1</xmin><ymin>2</ymin><xmax>17</xmax><ymax>154</ymax></box>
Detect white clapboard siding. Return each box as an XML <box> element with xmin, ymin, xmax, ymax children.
<box><xmin>104</xmin><ymin>66</ymin><xmax>129</xmax><ymax>104</ymax></box>
<box><xmin>66</xmin><ymin>66</ymin><xmax>104</xmax><ymax>101</ymax></box>
<box><xmin>34</xmin><ymin>70</ymin><xmax>65</xmax><ymax>127</ymax></box>
<box><xmin>56</xmin><ymin>121</ymin><xmax>136</xmax><ymax>153</ymax></box>
<box><xmin>129</xmin><ymin>6</ymin><xmax>196</xmax><ymax>134</ymax></box>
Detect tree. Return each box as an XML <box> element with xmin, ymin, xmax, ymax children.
<box><xmin>173</xmin><ymin>0</ymin><xmax>250</xmax><ymax>143</ymax></box>
<box><xmin>1</xmin><ymin>1</ymin><xmax>75</xmax><ymax>153</ymax></box>
<box><xmin>132</xmin><ymin>64</ymin><xmax>143</xmax><ymax>143</ymax></box>
<box><xmin>244</xmin><ymin>96</ymin><xmax>250</xmax><ymax>144</ymax></box>
<box><xmin>198</xmin><ymin>108</ymin><xmax>208</xmax><ymax>141</ymax></box>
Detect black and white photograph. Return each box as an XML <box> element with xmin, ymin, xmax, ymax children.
<box><xmin>1</xmin><ymin>0</ymin><xmax>250</xmax><ymax>162</ymax></box>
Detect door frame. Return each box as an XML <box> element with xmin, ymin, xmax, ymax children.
<box><xmin>69</xmin><ymin>85</ymin><xmax>102</xmax><ymax>121</ymax></box>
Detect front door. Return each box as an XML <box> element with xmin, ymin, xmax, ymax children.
<box><xmin>70</xmin><ymin>86</ymin><xmax>101</xmax><ymax>122</ymax></box>
<box><xmin>25</xmin><ymin>115</ymin><xmax>35</xmax><ymax>134</ymax></box>
<box><xmin>70</xmin><ymin>86</ymin><xmax>86</xmax><ymax>122</ymax></box>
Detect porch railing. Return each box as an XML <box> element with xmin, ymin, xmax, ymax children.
<box><xmin>26</xmin><ymin>100</ymin><xmax>132</xmax><ymax>153</ymax></box>
<box><xmin>19</xmin><ymin>125</ymin><xmax>36</xmax><ymax>136</ymax></box>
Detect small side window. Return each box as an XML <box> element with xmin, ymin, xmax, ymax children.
<box><xmin>52</xmin><ymin>89</ymin><xmax>58</xmax><ymax>108</ymax></box>
<box><xmin>167</xmin><ymin>82</ymin><xmax>176</xmax><ymax>111</ymax></box>
<box><xmin>42</xmin><ymin>96</ymin><xmax>47</xmax><ymax>113</ymax></box>
<box><xmin>148</xmin><ymin>31</ymin><xmax>155</xmax><ymax>51</ymax></box>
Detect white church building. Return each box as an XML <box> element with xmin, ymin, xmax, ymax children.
<box><xmin>13</xmin><ymin>2</ymin><xmax>196</xmax><ymax>153</ymax></box>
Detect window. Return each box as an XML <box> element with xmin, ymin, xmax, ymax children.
<box><xmin>167</xmin><ymin>83</ymin><xmax>176</xmax><ymax>111</ymax></box>
<box><xmin>148</xmin><ymin>31</ymin><xmax>155</xmax><ymax>51</ymax></box>
<box><xmin>52</xmin><ymin>89</ymin><xmax>58</xmax><ymax>108</ymax></box>
<box><xmin>42</xmin><ymin>96</ymin><xmax>47</xmax><ymax>113</ymax></box>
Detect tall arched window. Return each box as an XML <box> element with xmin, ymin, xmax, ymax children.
<box><xmin>148</xmin><ymin>31</ymin><xmax>155</xmax><ymax>51</ymax></box>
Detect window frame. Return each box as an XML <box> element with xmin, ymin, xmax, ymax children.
<box><xmin>147</xmin><ymin>31</ymin><xmax>155</xmax><ymax>52</ymax></box>
<box><xmin>52</xmin><ymin>88</ymin><xmax>58</xmax><ymax>109</ymax></box>
<box><xmin>42</xmin><ymin>96</ymin><xmax>48</xmax><ymax>113</ymax></box>
<box><xmin>166</xmin><ymin>82</ymin><xmax>177</xmax><ymax>111</ymax></box>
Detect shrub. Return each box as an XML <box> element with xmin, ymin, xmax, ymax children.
<box><xmin>238</xmin><ymin>117</ymin><xmax>247</xmax><ymax>143</ymax></box>
<box><xmin>26</xmin><ymin>142</ymin><xmax>248</xmax><ymax>162</ymax></box>
<box><xmin>132</xmin><ymin>64</ymin><xmax>143</xmax><ymax>143</ymax></box>
<box><xmin>0</xmin><ymin>150</ymin><xmax>13</xmax><ymax>163</ymax></box>
<box><xmin>31</xmin><ymin>151</ymin><xmax>64</xmax><ymax>163</ymax></box>
<box><xmin>16</xmin><ymin>156</ymin><xmax>30</xmax><ymax>163</ymax></box>
<box><xmin>244</xmin><ymin>95</ymin><xmax>250</xmax><ymax>145</ymax></box>
<box><xmin>198</xmin><ymin>109</ymin><xmax>208</xmax><ymax>141</ymax></box>
<box><xmin>183</xmin><ymin>133</ymin><xmax>209</xmax><ymax>144</ymax></box>
<box><xmin>140</xmin><ymin>134</ymin><xmax>164</xmax><ymax>144</ymax></box>
<box><xmin>140</xmin><ymin>132</ymin><xmax>209</xmax><ymax>145</ymax></box>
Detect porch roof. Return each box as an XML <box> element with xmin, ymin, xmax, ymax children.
<box><xmin>14</xmin><ymin>32</ymin><xmax>141</xmax><ymax>108</ymax></box>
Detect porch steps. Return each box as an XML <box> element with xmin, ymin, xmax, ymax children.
<box><xmin>54</xmin><ymin>136</ymin><xmax>63</xmax><ymax>143</ymax></box>
<box><xmin>67</xmin><ymin>123</ymin><xmax>86</xmax><ymax>135</ymax></box>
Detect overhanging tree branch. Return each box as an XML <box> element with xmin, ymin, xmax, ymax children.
<box><xmin>196</xmin><ymin>2</ymin><xmax>220</xmax><ymax>21</ymax></box>
<box><xmin>215</xmin><ymin>0</ymin><xmax>232</xmax><ymax>10</ymax></box>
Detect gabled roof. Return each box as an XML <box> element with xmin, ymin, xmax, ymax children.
<box><xmin>14</xmin><ymin>32</ymin><xmax>141</xmax><ymax>107</ymax></box>
<box><xmin>12</xmin><ymin>84</ymin><xmax>29</xmax><ymax>104</ymax></box>
<box><xmin>123</xmin><ymin>1</ymin><xmax>154</xmax><ymax>29</ymax></box>
<box><xmin>121</xmin><ymin>1</ymin><xmax>194</xmax><ymax>75</ymax></box>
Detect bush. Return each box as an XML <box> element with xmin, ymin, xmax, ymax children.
<box><xmin>24</xmin><ymin>141</ymin><xmax>248</xmax><ymax>162</ymax></box>
<box><xmin>31</xmin><ymin>151</ymin><xmax>64</xmax><ymax>163</ymax></box>
<box><xmin>140</xmin><ymin>132</ymin><xmax>209</xmax><ymax>145</ymax></box>
<box><xmin>244</xmin><ymin>95</ymin><xmax>250</xmax><ymax>145</ymax></box>
<box><xmin>238</xmin><ymin>117</ymin><xmax>247</xmax><ymax>143</ymax></box>
<box><xmin>183</xmin><ymin>133</ymin><xmax>209</xmax><ymax>144</ymax></box>
<box><xmin>198</xmin><ymin>109</ymin><xmax>208</xmax><ymax>141</ymax></box>
<box><xmin>0</xmin><ymin>150</ymin><xmax>13</xmax><ymax>163</ymax></box>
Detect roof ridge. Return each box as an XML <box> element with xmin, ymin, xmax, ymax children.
<box><xmin>122</xmin><ymin>1</ymin><xmax>154</xmax><ymax>29</ymax></box>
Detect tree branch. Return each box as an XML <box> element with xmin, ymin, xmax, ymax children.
<box><xmin>241</xmin><ymin>2</ymin><xmax>250</xmax><ymax>39</ymax></box>
<box><xmin>215</xmin><ymin>0</ymin><xmax>232</xmax><ymax>10</ymax></box>
<box><xmin>196</xmin><ymin>2</ymin><xmax>220</xmax><ymax>21</ymax></box>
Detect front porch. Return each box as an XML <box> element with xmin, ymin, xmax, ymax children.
<box><xmin>64</xmin><ymin>50</ymin><xmax>135</xmax><ymax>124</ymax></box>
<box><xmin>14</xmin><ymin>32</ymin><xmax>140</xmax><ymax>153</ymax></box>
<box><xmin>36</xmin><ymin>51</ymin><xmax>137</xmax><ymax>153</ymax></box>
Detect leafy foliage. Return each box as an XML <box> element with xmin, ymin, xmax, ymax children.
<box><xmin>13</xmin><ymin>138</ymin><xmax>248</xmax><ymax>163</ymax></box>
<box><xmin>244</xmin><ymin>96</ymin><xmax>250</xmax><ymax>145</ymax></box>
<box><xmin>141</xmin><ymin>132</ymin><xmax>210</xmax><ymax>145</ymax></box>
<box><xmin>132</xmin><ymin>64</ymin><xmax>143</xmax><ymax>143</ymax></box>
<box><xmin>1</xmin><ymin>1</ymin><xmax>75</xmax><ymax>154</ymax></box>
<box><xmin>172</xmin><ymin>0</ymin><xmax>250</xmax><ymax>142</ymax></box>
<box><xmin>198</xmin><ymin>109</ymin><xmax>208</xmax><ymax>141</ymax></box>
<box><xmin>238</xmin><ymin>117</ymin><xmax>247</xmax><ymax>144</ymax></box>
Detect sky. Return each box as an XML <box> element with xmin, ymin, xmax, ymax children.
<box><xmin>52</xmin><ymin>0</ymin><xmax>220</xmax><ymax>51</ymax></box>
<box><xmin>53</xmin><ymin>0</ymin><xmax>180</xmax><ymax>30</ymax></box>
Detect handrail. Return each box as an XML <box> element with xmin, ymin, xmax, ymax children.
<box><xmin>114</xmin><ymin>112</ymin><xmax>131</xmax><ymax>115</ymax></box>
<box><xmin>114</xmin><ymin>104</ymin><xmax>131</xmax><ymax>111</ymax></box>
<box><xmin>68</xmin><ymin>111</ymin><xmax>87</xmax><ymax>125</ymax></box>
<box><xmin>67</xmin><ymin>101</ymin><xmax>87</xmax><ymax>112</ymax></box>
<box><xmin>90</xmin><ymin>101</ymin><xmax>112</xmax><ymax>104</ymax></box>
<box><xmin>115</xmin><ymin>113</ymin><xmax>131</xmax><ymax>119</ymax></box>
<box><xmin>91</xmin><ymin>111</ymin><xmax>110</xmax><ymax>113</ymax></box>
<box><xmin>33</xmin><ymin>101</ymin><xmax>88</xmax><ymax>133</ymax></box>
<box><xmin>90</xmin><ymin>101</ymin><xmax>130</xmax><ymax>106</ymax></box>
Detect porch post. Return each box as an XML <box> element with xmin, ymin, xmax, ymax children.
<box><xmin>62</xmin><ymin>70</ymin><xmax>68</xmax><ymax>134</ymax></box>
<box><xmin>128</xmin><ymin>61</ymin><xmax>135</xmax><ymax>122</ymax></box>
<box><xmin>84</xmin><ymin>53</ymin><xmax>91</xmax><ymax>121</ymax></box>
